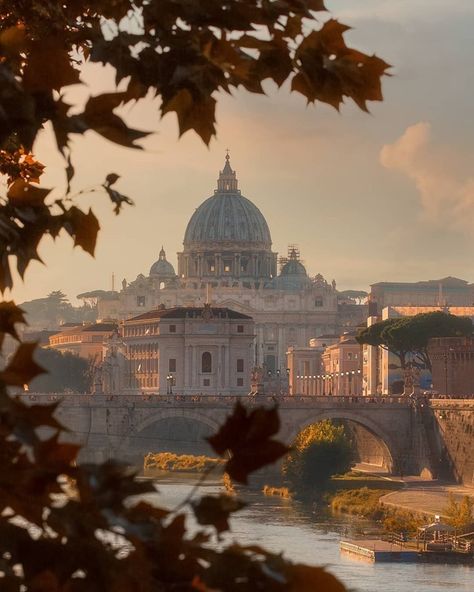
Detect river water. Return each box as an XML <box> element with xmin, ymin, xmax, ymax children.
<box><xmin>141</xmin><ymin>475</ymin><xmax>473</xmax><ymax>592</ymax></box>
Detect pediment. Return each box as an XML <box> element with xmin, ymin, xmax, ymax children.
<box><xmin>217</xmin><ymin>298</ymin><xmax>256</xmax><ymax>313</ymax></box>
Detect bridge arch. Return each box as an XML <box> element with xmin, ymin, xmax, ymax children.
<box><xmin>117</xmin><ymin>408</ymin><xmax>222</xmax><ymax>461</ymax></box>
<box><xmin>285</xmin><ymin>409</ymin><xmax>397</xmax><ymax>473</ymax></box>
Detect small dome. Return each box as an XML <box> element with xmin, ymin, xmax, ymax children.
<box><xmin>273</xmin><ymin>247</ymin><xmax>310</xmax><ymax>290</ymax></box>
<box><xmin>150</xmin><ymin>247</ymin><xmax>176</xmax><ymax>278</ymax></box>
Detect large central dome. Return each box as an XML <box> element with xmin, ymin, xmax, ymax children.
<box><xmin>183</xmin><ymin>154</ymin><xmax>272</xmax><ymax>249</ymax></box>
<box><xmin>178</xmin><ymin>154</ymin><xmax>277</xmax><ymax>281</ymax></box>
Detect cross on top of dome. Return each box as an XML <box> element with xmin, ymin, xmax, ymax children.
<box><xmin>216</xmin><ymin>150</ymin><xmax>239</xmax><ymax>193</ymax></box>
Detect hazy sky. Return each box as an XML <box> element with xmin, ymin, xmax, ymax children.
<box><xmin>9</xmin><ymin>0</ymin><xmax>474</xmax><ymax>305</ymax></box>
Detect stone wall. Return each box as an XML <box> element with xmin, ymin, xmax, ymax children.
<box><xmin>428</xmin><ymin>337</ymin><xmax>474</xmax><ymax>396</ymax></box>
<box><xmin>430</xmin><ymin>400</ymin><xmax>474</xmax><ymax>485</ymax></box>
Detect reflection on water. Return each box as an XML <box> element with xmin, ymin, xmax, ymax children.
<box><xmin>140</xmin><ymin>475</ymin><xmax>473</xmax><ymax>592</ymax></box>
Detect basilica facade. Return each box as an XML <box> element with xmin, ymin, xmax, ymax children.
<box><xmin>98</xmin><ymin>155</ymin><xmax>351</xmax><ymax>374</ymax></box>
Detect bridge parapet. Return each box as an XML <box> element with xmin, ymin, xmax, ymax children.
<box><xmin>20</xmin><ymin>393</ymin><xmax>412</xmax><ymax>410</ymax></box>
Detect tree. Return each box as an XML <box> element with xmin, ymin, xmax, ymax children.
<box><xmin>284</xmin><ymin>420</ymin><xmax>353</xmax><ymax>495</ymax></box>
<box><xmin>357</xmin><ymin>311</ymin><xmax>473</xmax><ymax>372</ymax></box>
<box><xmin>29</xmin><ymin>348</ymin><xmax>91</xmax><ymax>393</ymax></box>
<box><xmin>444</xmin><ymin>494</ymin><xmax>474</xmax><ymax>532</ymax></box>
<box><xmin>0</xmin><ymin>2</ymin><xmax>390</xmax><ymax>590</ymax></box>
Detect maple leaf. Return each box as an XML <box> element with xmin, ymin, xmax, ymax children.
<box><xmin>82</xmin><ymin>93</ymin><xmax>149</xmax><ymax>148</ymax></box>
<box><xmin>63</xmin><ymin>206</ymin><xmax>100</xmax><ymax>256</ymax></box>
<box><xmin>102</xmin><ymin>174</ymin><xmax>134</xmax><ymax>214</ymax></box>
<box><xmin>207</xmin><ymin>403</ymin><xmax>290</xmax><ymax>484</ymax></box>
<box><xmin>0</xmin><ymin>301</ymin><xmax>26</xmax><ymax>349</ymax></box>
<box><xmin>0</xmin><ymin>342</ymin><xmax>46</xmax><ymax>386</ymax></box>
<box><xmin>192</xmin><ymin>495</ymin><xmax>245</xmax><ymax>533</ymax></box>
<box><xmin>162</xmin><ymin>89</ymin><xmax>216</xmax><ymax>145</ymax></box>
<box><xmin>7</xmin><ymin>179</ymin><xmax>51</xmax><ymax>207</ymax></box>
<box><xmin>23</xmin><ymin>38</ymin><xmax>81</xmax><ymax>92</ymax></box>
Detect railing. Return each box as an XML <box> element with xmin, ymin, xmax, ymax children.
<box><xmin>18</xmin><ymin>393</ymin><xmax>413</xmax><ymax>408</ymax></box>
<box><xmin>385</xmin><ymin>532</ymin><xmax>407</xmax><ymax>548</ymax></box>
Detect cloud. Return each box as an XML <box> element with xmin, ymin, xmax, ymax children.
<box><xmin>380</xmin><ymin>122</ymin><xmax>474</xmax><ymax>230</ymax></box>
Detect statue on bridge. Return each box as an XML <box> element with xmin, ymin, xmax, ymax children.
<box><xmin>100</xmin><ymin>329</ymin><xmax>128</xmax><ymax>394</ymax></box>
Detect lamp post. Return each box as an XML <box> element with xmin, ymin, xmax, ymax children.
<box><xmin>167</xmin><ymin>373</ymin><xmax>174</xmax><ymax>395</ymax></box>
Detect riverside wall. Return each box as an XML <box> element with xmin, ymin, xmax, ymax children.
<box><xmin>429</xmin><ymin>399</ymin><xmax>474</xmax><ymax>486</ymax></box>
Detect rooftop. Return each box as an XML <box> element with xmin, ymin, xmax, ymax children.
<box><xmin>127</xmin><ymin>306</ymin><xmax>252</xmax><ymax>322</ymax></box>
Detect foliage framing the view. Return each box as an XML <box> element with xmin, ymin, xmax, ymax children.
<box><xmin>0</xmin><ymin>1</ymin><xmax>389</xmax><ymax>590</ymax></box>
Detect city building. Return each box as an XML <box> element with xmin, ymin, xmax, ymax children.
<box><xmin>320</xmin><ymin>334</ymin><xmax>362</xmax><ymax>396</ymax></box>
<box><xmin>428</xmin><ymin>337</ymin><xmax>474</xmax><ymax>396</ymax></box>
<box><xmin>286</xmin><ymin>334</ymin><xmax>362</xmax><ymax>396</ymax></box>
<box><xmin>287</xmin><ymin>334</ymin><xmax>339</xmax><ymax>395</ymax></box>
<box><xmin>369</xmin><ymin>277</ymin><xmax>474</xmax><ymax>316</ymax></box>
<box><xmin>115</xmin><ymin>305</ymin><xmax>255</xmax><ymax>395</ymax></box>
<box><xmin>48</xmin><ymin>322</ymin><xmax>117</xmax><ymax>361</ymax></box>
<box><xmin>95</xmin><ymin>155</ymin><xmax>365</xmax><ymax>374</ymax></box>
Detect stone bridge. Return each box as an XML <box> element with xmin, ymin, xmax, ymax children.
<box><xmin>22</xmin><ymin>393</ymin><xmax>433</xmax><ymax>476</ymax></box>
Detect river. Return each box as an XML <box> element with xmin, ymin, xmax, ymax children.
<box><xmin>140</xmin><ymin>475</ymin><xmax>473</xmax><ymax>592</ymax></box>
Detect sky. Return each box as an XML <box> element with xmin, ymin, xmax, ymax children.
<box><xmin>8</xmin><ymin>0</ymin><xmax>474</xmax><ymax>305</ymax></box>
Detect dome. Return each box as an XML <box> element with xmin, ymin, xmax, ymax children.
<box><xmin>183</xmin><ymin>154</ymin><xmax>272</xmax><ymax>249</ymax></box>
<box><xmin>273</xmin><ymin>247</ymin><xmax>310</xmax><ymax>290</ymax></box>
<box><xmin>149</xmin><ymin>247</ymin><xmax>176</xmax><ymax>278</ymax></box>
<box><xmin>280</xmin><ymin>259</ymin><xmax>307</xmax><ymax>277</ymax></box>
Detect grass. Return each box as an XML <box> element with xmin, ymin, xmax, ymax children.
<box><xmin>144</xmin><ymin>452</ymin><xmax>225</xmax><ymax>473</ymax></box>
<box><xmin>331</xmin><ymin>487</ymin><xmax>386</xmax><ymax>519</ymax></box>
<box><xmin>330</xmin><ymin>487</ymin><xmax>430</xmax><ymax>534</ymax></box>
<box><xmin>263</xmin><ymin>485</ymin><xmax>292</xmax><ymax>499</ymax></box>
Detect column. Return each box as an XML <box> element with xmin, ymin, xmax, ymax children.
<box><xmin>192</xmin><ymin>346</ymin><xmax>197</xmax><ymax>389</ymax></box>
<box><xmin>225</xmin><ymin>345</ymin><xmax>230</xmax><ymax>390</ymax></box>
<box><xmin>234</xmin><ymin>253</ymin><xmax>240</xmax><ymax>278</ymax></box>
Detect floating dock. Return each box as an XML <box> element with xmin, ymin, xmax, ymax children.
<box><xmin>340</xmin><ymin>540</ymin><xmax>474</xmax><ymax>564</ymax></box>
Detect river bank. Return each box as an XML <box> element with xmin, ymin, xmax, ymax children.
<box><xmin>380</xmin><ymin>478</ymin><xmax>474</xmax><ymax>517</ymax></box>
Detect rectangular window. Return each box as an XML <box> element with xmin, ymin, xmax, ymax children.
<box><xmin>314</xmin><ymin>298</ymin><xmax>323</xmax><ymax>307</ymax></box>
<box><xmin>137</xmin><ymin>296</ymin><xmax>146</xmax><ymax>307</ymax></box>
<box><xmin>237</xmin><ymin>325</ymin><xmax>244</xmax><ymax>333</ymax></box>
<box><xmin>347</xmin><ymin>353</ymin><xmax>352</xmax><ymax>360</ymax></box>
<box><xmin>237</xmin><ymin>359</ymin><xmax>244</xmax><ymax>373</ymax></box>
<box><xmin>203</xmin><ymin>378</ymin><xmax>210</xmax><ymax>387</ymax></box>
<box><xmin>169</xmin><ymin>358</ymin><xmax>176</xmax><ymax>372</ymax></box>
<box><xmin>169</xmin><ymin>324</ymin><xmax>176</xmax><ymax>333</ymax></box>
<box><xmin>237</xmin><ymin>378</ymin><xmax>244</xmax><ymax>387</ymax></box>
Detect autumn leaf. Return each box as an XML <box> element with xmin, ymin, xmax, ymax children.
<box><xmin>207</xmin><ymin>403</ymin><xmax>290</xmax><ymax>484</ymax></box>
<box><xmin>63</xmin><ymin>207</ymin><xmax>100</xmax><ymax>256</ymax></box>
<box><xmin>162</xmin><ymin>89</ymin><xmax>216</xmax><ymax>145</ymax></box>
<box><xmin>0</xmin><ymin>24</ymin><xmax>26</xmax><ymax>57</ymax></box>
<box><xmin>0</xmin><ymin>301</ymin><xmax>26</xmax><ymax>348</ymax></box>
<box><xmin>0</xmin><ymin>342</ymin><xmax>45</xmax><ymax>386</ymax></box>
<box><xmin>23</xmin><ymin>38</ymin><xmax>81</xmax><ymax>92</ymax></box>
<box><xmin>102</xmin><ymin>174</ymin><xmax>134</xmax><ymax>214</ymax></box>
<box><xmin>284</xmin><ymin>563</ymin><xmax>347</xmax><ymax>592</ymax></box>
<box><xmin>36</xmin><ymin>433</ymin><xmax>80</xmax><ymax>469</ymax></box>
<box><xmin>192</xmin><ymin>495</ymin><xmax>245</xmax><ymax>533</ymax></box>
<box><xmin>7</xmin><ymin>179</ymin><xmax>51</xmax><ymax>207</ymax></box>
<box><xmin>82</xmin><ymin>93</ymin><xmax>149</xmax><ymax>148</ymax></box>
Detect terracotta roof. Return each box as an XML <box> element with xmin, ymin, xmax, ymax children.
<box><xmin>50</xmin><ymin>322</ymin><xmax>116</xmax><ymax>338</ymax></box>
<box><xmin>127</xmin><ymin>306</ymin><xmax>252</xmax><ymax>322</ymax></box>
<box><xmin>82</xmin><ymin>322</ymin><xmax>117</xmax><ymax>332</ymax></box>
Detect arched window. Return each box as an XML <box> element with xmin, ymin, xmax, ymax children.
<box><xmin>202</xmin><ymin>352</ymin><xmax>212</xmax><ymax>373</ymax></box>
